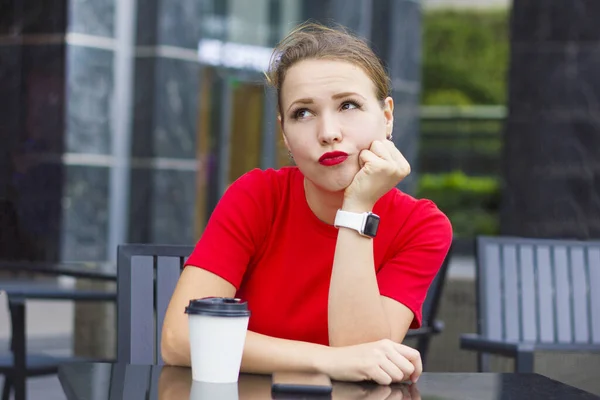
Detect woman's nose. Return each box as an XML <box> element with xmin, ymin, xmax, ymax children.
<box><xmin>317</xmin><ymin>114</ymin><xmax>342</xmax><ymax>144</ymax></box>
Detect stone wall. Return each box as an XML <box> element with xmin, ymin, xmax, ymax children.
<box><xmin>502</xmin><ymin>0</ymin><xmax>600</xmax><ymax>239</ymax></box>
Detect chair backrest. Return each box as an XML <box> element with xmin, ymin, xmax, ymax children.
<box><xmin>476</xmin><ymin>236</ymin><xmax>600</xmax><ymax>345</ymax></box>
<box><xmin>420</xmin><ymin>244</ymin><xmax>453</xmax><ymax>329</ymax></box>
<box><xmin>117</xmin><ymin>244</ymin><xmax>194</xmax><ymax>364</ymax></box>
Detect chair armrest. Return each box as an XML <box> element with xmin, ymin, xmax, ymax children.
<box><xmin>460</xmin><ymin>334</ymin><xmax>535</xmax><ymax>357</ymax></box>
<box><xmin>405</xmin><ymin>320</ymin><xmax>444</xmax><ymax>339</ymax></box>
<box><xmin>432</xmin><ymin>320</ymin><xmax>444</xmax><ymax>334</ymax></box>
<box><xmin>405</xmin><ymin>326</ymin><xmax>432</xmax><ymax>338</ymax></box>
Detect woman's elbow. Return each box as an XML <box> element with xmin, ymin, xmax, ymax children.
<box><xmin>160</xmin><ymin>326</ymin><xmax>186</xmax><ymax>366</ymax></box>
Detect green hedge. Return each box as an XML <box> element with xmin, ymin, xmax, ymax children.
<box><xmin>418</xmin><ymin>9</ymin><xmax>509</xmax><ymax>238</ymax></box>
<box><xmin>417</xmin><ymin>171</ymin><xmax>501</xmax><ymax>237</ymax></box>
<box><xmin>422</xmin><ymin>9</ymin><xmax>510</xmax><ymax>106</ymax></box>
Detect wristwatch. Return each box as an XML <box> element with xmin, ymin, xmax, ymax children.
<box><xmin>334</xmin><ymin>210</ymin><xmax>380</xmax><ymax>238</ymax></box>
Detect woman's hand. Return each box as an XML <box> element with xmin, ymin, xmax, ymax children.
<box><xmin>318</xmin><ymin>339</ymin><xmax>422</xmax><ymax>385</ymax></box>
<box><xmin>344</xmin><ymin>140</ymin><xmax>411</xmax><ymax>211</ymax></box>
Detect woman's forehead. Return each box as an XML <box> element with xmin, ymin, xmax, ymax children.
<box><xmin>281</xmin><ymin>59</ymin><xmax>377</xmax><ymax>103</ymax></box>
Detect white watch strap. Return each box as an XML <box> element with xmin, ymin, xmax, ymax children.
<box><xmin>334</xmin><ymin>210</ymin><xmax>365</xmax><ymax>233</ymax></box>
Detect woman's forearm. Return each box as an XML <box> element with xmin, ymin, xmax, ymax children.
<box><xmin>328</xmin><ymin>203</ymin><xmax>390</xmax><ymax>347</ymax></box>
<box><xmin>162</xmin><ymin>328</ymin><xmax>328</xmax><ymax>374</ymax></box>
<box><xmin>241</xmin><ymin>331</ymin><xmax>327</xmax><ymax>374</ymax></box>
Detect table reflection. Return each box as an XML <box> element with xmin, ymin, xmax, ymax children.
<box><xmin>58</xmin><ymin>362</ymin><xmax>599</xmax><ymax>400</ymax></box>
<box><xmin>157</xmin><ymin>366</ymin><xmax>421</xmax><ymax>400</ymax></box>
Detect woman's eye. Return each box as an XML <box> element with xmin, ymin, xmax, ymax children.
<box><xmin>294</xmin><ymin>109</ymin><xmax>313</xmax><ymax>119</ymax></box>
<box><xmin>341</xmin><ymin>101</ymin><xmax>359</xmax><ymax>111</ymax></box>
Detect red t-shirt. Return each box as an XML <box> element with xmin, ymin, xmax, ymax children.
<box><xmin>185</xmin><ymin>167</ymin><xmax>452</xmax><ymax>346</ymax></box>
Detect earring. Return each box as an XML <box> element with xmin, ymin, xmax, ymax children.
<box><xmin>387</xmin><ymin>133</ymin><xmax>393</xmax><ymax>141</ymax></box>
<box><xmin>288</xmin><ymin>151</ymin><xmax>294</xmax><ymax>162</ymax></box>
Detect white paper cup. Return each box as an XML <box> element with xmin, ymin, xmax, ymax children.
<box><xmin>185</xmin><ymin>297</ymin><xmax>250</xmax><ymax>383</ymax></box>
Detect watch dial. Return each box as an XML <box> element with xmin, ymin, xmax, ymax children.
<box><xmin>364</xmin><ymin>214</ymin><xmax>380</xmax><ymax>237</ymax></box>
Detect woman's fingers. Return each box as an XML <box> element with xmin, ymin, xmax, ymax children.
<box><xmin>359</xmin><ymin>149</ymin><xmax>388</xmax><ymax>171</ymax></box>
<box><xmin>385</xmin><ymin>350</ymin><xmax>415</xmax><ymax>382</ymax></box>
<box><xmin>370</xmin><ymin>366</ymin><xmax>393</xmax><ymax>386</ymax></box>
<box><xmin>379</xmin><ymin>357</ymin><xmax>407</xmax><ymax>383</ymax></box>
<box><xmin>370</xmin><ymin>140</ymin><xmax>393</xmax><ymax>161</ymax></box>
<box><xmin>395</xmin><ymin>344</ymin><xmax>422</xmax><ymax>382</ymax></box>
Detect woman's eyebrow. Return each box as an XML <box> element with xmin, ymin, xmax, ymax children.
<box><xmin>287</xmin><ymin>98</ymin><xmax>313</xmax><ymax>112</ymax></box>
<box><xmin>332</xmin><ymin>92</ymin><xmax>366</xmax><ymax>100</ymax></box>
<box><xmin>287</xmin><ymin>92</ymin><xmax>366</xmax><ymax>113</ymax></box>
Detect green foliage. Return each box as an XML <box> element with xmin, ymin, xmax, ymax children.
<box><xmin>422</xmin><ymin>9</ymin><xmax>510</xmax><ymax>106</ymax></box>
<box><xmin>417</xmin><ymin>171</ymin><xmax>501</xmax><ymax>237</ymax></box>
<box><xmin>422</xmin><ymin>89</ymin><xmax>474</xmax><ymax>106</ymax></box>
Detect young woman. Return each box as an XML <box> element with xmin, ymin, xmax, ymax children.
<box><xmin>161</xmin><ymin>22</ymin><xmax>452</xmax><ymax>386</ymax></box>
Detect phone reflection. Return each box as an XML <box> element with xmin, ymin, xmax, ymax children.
<box><xmin>157</xmin><ymin>366</ymin><xmax>421</xmax><ymax>400</ymax></box>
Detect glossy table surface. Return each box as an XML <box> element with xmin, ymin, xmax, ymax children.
<box><xmin>57</xmin><ymin>362</ymin><xmax>600</xmax><ymax>400</ymax></box>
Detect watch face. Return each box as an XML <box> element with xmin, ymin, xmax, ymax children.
<box><xmin>363</xmin><ymin>214</ymin><xmax>380</xmax><ymax>237</ymax></box>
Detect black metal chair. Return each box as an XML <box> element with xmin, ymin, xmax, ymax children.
<box><xmin>117</xmin><ymin>243</ymin><xmax>452</xmax><ymax>366</ymax></box>
<box><xmin>460</xmin><ymin>236</ymin><xmax>600</xmax><ymax>372</ymax></box>
<box><xmin>404</xmin><ymin>244</ymin><xmax>453</xmax><ymax>368</ymax></box>
<box><xmin>0</xmin><ymin>278</ymin><xmax>116</xmax><ymax>400</ymax></box>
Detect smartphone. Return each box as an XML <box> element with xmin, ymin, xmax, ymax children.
<box><xmin>271</xmin><ymin>372</ymin><xmax>333</xmax><ymax>398</ymax></box>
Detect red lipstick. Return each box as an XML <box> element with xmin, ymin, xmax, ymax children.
<box><xmin>319</xmin><ymin>151</ymin><xmax>348</xmax><ymax>166</ymax></box>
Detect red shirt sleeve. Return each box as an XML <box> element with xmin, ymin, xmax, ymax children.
<box><xmin>184</xmin><ymin>169</ymin><xmax>276</xmax><ymax>288</ymax></box>
<box><xmin>376</xmin><ymin>200</ymin><xmax>453</xmax><ymax>329</ymax></box>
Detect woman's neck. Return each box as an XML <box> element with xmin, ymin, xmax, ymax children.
<box><xmin>304</xmin><ymin>178</ymin><xmax>344</xmax><ymax>225</ymax></box>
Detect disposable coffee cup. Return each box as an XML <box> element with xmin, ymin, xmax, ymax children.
<box><xmin>185</xmin><ymin>297</ymin><xmax>251</xmax><ymax>383</ymax></box>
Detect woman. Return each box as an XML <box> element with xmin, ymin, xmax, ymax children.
<box><xmin>161</xmin><ymin>22</ymin><xmax>452</xmax><ymax>385</ymax></box>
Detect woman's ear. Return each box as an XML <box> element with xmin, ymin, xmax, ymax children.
<box><xmin>383</xmin><ymin>97</ymin><xmax>394</xmax><ymax>137</ymax></box>
<box><xmin>279</xmin><ymin>115</ymin><xmax>290</xmax><ymax>151</ymax></box>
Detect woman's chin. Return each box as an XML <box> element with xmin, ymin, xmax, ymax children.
<box><xmin>308</xmin><ymin>176</ymin><xmax>354</xmax><ymax>194</ymax></box>
<box><xmin>301</xmin><ymin>164</ymin><xmax>358</xmax><ymax>194</ymax></box>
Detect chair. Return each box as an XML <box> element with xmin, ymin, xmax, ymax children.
<box><xmin>117</xmin><ymin>244</ymin><xmax>194</xmax><ymax>364</ymax></box>
<box><xmin>0</xmin><ymin>302</ymin><xmax>67</xmax><ymax>400</ymax></box>
<box><xmin>404</xmin><ymin>244</ymin><xmax>453</xmax><ymax>368</ymax></box>
<box><xmin>460</xmin><ymin>236</ymin><xmax>600</xmax><ymax>372</ymax></box>
<box><xmin>117</xmin><ymin>243</ymin><xmax>453</xmax><ymax>366</ymax></box>
<box><xmin>0</xmin><ymin>268</ymin><xmax>117</xmax><ymax>400</ymax></box>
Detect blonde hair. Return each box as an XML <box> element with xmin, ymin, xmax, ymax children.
<box><xmin>266</xmin><ymin>22</ymin><xmax>391</xmax><ymax>116</ymax></box>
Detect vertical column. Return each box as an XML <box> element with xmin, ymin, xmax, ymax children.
<box><xmin>0</xmin><ymin>1</ymin><xmax>25</xmax><ymax>261</ymax></box>
<box><xmin>502</xmin><ymin>0</ymin><xmax>600</xmax><ymax>239</ymax></box>
<box><xmin>66</xmin><ymin>0</ymin><xmax>117</xmax><ymax>360</ymax></box>
<box><xmin>0</xmin><ymin>0</ymin><xmax>67</xmax><ymax>261</ymax></box>
<box><xmin>125</xmin><ymin>0</ymin><xmax>159</xmax><ymax>245</ymax></box>
<box><xmin>127</xmin><ymin>0</ymin><xmax>204</xmax><ymax>244</ymax></box>
<box><xmin>61</xmin><ymin>0</ymin><xmax>115</xmax><ymax>262</ymax></box>
<box><xmin>381</xmin><ymin>0</ymin><xmax>422</xmax><ymax>195</ymax></box>
<box><xmin>107</xmin><ymin>0</ymin><xmax>136</xmax><ymax>262</ymax></box>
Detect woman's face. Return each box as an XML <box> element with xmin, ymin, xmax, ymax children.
<box><xmin>280</xmin><ymin>59</ymin><xmax>394</xmax><ymax>193</ymax></box>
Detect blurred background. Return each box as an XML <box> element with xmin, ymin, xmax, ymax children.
<box><xmin>1</xmin><ymin>0</ymin><xmax>600</xmax><ymax>397</ymax></box>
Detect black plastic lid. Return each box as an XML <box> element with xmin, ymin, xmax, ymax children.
<box><xmin>184</xmin><ymin>297</ymin><xmax>251</xmax><ymax>317</ymax></box>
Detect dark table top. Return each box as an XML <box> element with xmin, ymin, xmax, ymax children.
<box><xmin>58</xmin><ymin>362</ymin><xmax>600</xmax><ymax>400</ymax></box>
<box><xmin>0</xmin><ymin>280</ymin><xmax>116</xmax><ymax>301</ymax></box>
<box><xmin>0</xmin><ymin>260</ymin><xmax>116</xmax><ymax>281</ymax></box>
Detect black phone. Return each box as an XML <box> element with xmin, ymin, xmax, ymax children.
<box><xmin>271</xmin><ymin>372</ymin><xmax>333</xmax><ymax>399</ymax></box>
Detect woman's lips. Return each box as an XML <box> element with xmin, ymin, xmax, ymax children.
<box><xmin>319</xmin><ymin>151</ymin><xmax>349</xmax><ymax>166</ymax></box>
<box><xmin>319</xmin><ymin>156</ymin><xmax>348</xmax><ymax>166</ymax></box>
